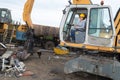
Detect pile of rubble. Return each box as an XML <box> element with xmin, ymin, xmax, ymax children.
<box><xmin>0</xmin><ymin>43</ymin><xmax>33</xmax><ymax>78</ymax></box>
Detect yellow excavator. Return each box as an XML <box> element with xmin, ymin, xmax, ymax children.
<box><xmin>21</xmin><ymin>1</ymin><xmax>120</xmax><ymax>79</ymax></box>
<box><xmin>59</xmin><ymin>0</ymin><xmax>120</xmax><ymax>80</ymax></box>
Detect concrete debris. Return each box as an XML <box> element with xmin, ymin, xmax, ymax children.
<box><xmin>0</xmin><ymin>43</ymin><xmax>33</xmax><ymax>78</ymax></box>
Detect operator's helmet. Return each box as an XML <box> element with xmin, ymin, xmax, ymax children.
<box><xmin>80</xmin><ymin>13</ymin><xmax>85</xmax><ymax>18</ymax></box>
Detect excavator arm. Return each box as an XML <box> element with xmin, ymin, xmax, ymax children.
<box><xmin>23</xmin><ymin>0</ymin><xmax>34</xmax><ymax>29</ymax></box>
<box><xmin>22</xmin><ymin>0</ymin><xmax>35</xmax><ymax>54</ymax></box>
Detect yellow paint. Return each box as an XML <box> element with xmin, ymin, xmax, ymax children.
<box><xmin>17</xmin><ymin>25</ymin><xmax>27</xmax><ymax>32</ymax></box>
<box><xmin>3</xmin><ymin>24</ymin><xmax>8</xmax><ymax>29</ymax></box>
<box><xmin>60</xmin><ymin>41</ymin><xmax>84</xmax><ymax>48</ymax></box>
<box><xmin>60</xmin><ymin>41</ymin><xmax>115</xmax><ymax>52</ymax></box>
<box><xmin>115</xmin><ymin>22</ymin><xmax>120</xmax><ymax>35</ymax></box>
<box><xmin>23</xmin><ymin>0</ymin><xmax>34</xmax><ymax>29</ymax></box>
<box><xmin>85</xmin><ymin>45</ymin><xmax>114</xmax><ymax>52</ymax></box>
<box><xmin>114</xmin><ymin>11</ymin><xmax>120</xmax><ymax>28</ymax></box>
<box><xmin>114</xmin><ymin>8</ymin><xmax>120</xmax><ymax>52</ymax></box>
<box><xmin>72</xmin><ymin>0</ymin><xmax>91</xmax><ymax>5</ymax></box>
<box><xmin>54</xmin><ymin>47</ymin><xmax>69</xmax><ymax>55</ymax></box>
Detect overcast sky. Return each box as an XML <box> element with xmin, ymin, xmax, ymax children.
<box><xmin>0</xmin><ymin>0</ymin><xmax>119</xmax><ymax>27</ymax></box>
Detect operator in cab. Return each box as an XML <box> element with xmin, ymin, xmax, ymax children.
<box><xmin>74</xmin><ymin>13</ymin><xmax>86</xmax><ymax>43</ymax></box>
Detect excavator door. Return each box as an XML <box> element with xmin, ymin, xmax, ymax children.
<box><xmin>60</xmin><ymin>5</ymin><xmax>115</xmax><ymax>48</ymax></box>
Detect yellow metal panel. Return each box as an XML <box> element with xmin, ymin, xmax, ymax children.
<box><xmin>54</xmin><ymin>47</ymin><xmax>69</xmax><ymax>55</ymax></box>
<box><xmin>114</xmin><ymin>11</ymin><xmax>120</xmax><ymax>28</ymax></box>
<box><xmin>60</xmin><ymin>41</ymin><xmax>115</xmax><ymax>52</ymax></box>
<box><xmin>116</xmin><ymin>35</ymin><xmax>120</xmax><ymax>52</ymax></box>
<box><xmin>114</xmin><ymin>9</ymin><xmax>120</xmax><ymax>53</ymax></box>
<box><xmin>85</xmin><ymin>45</ymin><xmax>98</xmax><ymax>50</ymax></box>
<box><xmin>85</xmin><ymin>45</ymin><xmax>114</xmax><ymax>52</ymax></box>
<box><xmin>60</xmin><ymin>41</ymin><xmax>84</xmax><ymax>48</ymax></box>
<box><xmin>17</xmin><ymin>25</ymin><xmax>27</xmax><ymax>32</ymax></box>
<box><xmin>98</xmin><ymin>47</ymin><xmax>114</xmax><ymax>52</ymax></box>
<box><xmin>115</xmin><ymin>22</ymin><xmax>120</xmax><ymax>35</ymax></box>
<box><xmin>72</xmin><ymin>0</ymin><xmax>91</xmax><ymax>5</ymax></box>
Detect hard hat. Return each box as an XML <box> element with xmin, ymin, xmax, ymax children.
<box><xmin>80</xmin><ymin>13</ymin><xmax>85</xmax><ymax>18</ymax></box>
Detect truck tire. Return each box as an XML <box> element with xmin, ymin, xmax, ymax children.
<box><xmin>44</xmin><ymin>41</ymin><xmax>55</xmax><ymax>50</ymax></box>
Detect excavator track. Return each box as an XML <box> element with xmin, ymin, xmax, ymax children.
<box><xmin>64</xmin><ymin>53</ymin><xmax>120</xmax><ymax>80</ymax></box>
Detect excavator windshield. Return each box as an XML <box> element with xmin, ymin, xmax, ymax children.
<box><xmin>88</xmin><ymin>7</ymin><xmax>113</xmax><ymax>38</ymax></box>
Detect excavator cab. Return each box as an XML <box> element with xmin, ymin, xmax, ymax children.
<box><xmin>0</xmin><ymin>8</ymin><xmax>12</xmax><ymax>42</ymax></box>
<box><xmin>0</xmin><ymin>8</ymin><xmax>12</xmax><ymax>24</ymax></box>
<box><xmin>60</xmin><ymin>3</ymin><xmax>120</xmax><ymax>80</ymax></box>
<box><xmin>60</xmin><ymin>5</ymin><xmax>115</xmax><ymax>50</ymax></box>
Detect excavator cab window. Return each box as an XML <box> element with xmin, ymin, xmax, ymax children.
<box><xmin>88</xmin><ymin>8</ymin><xmax>113</xmax><ymax>38</ymax></box>
<box><xmin>87</xmin><ymin>7</ymin><xmax>115</xmax><ymax>47</ymax></box>
<box><xmin>63</xmin><ymin>8</ymin><xmax>87</xmax><ymax>43</ymax></box>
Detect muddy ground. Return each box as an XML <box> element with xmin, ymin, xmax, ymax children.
<box><xmin>0</xmin><ymin>47</ymin><xmax>112</xmax><ymax>80</ymax></box>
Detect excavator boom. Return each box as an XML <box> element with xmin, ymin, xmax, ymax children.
<box><xmin>23</xmin><ymin>0</ymin><xmax>34</xmax><ymax>29</ymax></box>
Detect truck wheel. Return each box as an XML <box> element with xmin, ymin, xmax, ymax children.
<box><xmin>44</xmin><ymin>41</ymin><xmax>55</xmax><ymax>50</ymax></box>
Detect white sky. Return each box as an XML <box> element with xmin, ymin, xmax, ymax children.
<box><xmin>0</xmin><ymin>0</ymin><xmax>119</xmax><ymax>27</ymax></box>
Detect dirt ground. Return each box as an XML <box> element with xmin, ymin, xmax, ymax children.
<box><xmin>0</xmin><ymin>47</ymin><xmax>112</xmax><ymax>80</ymax></box>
